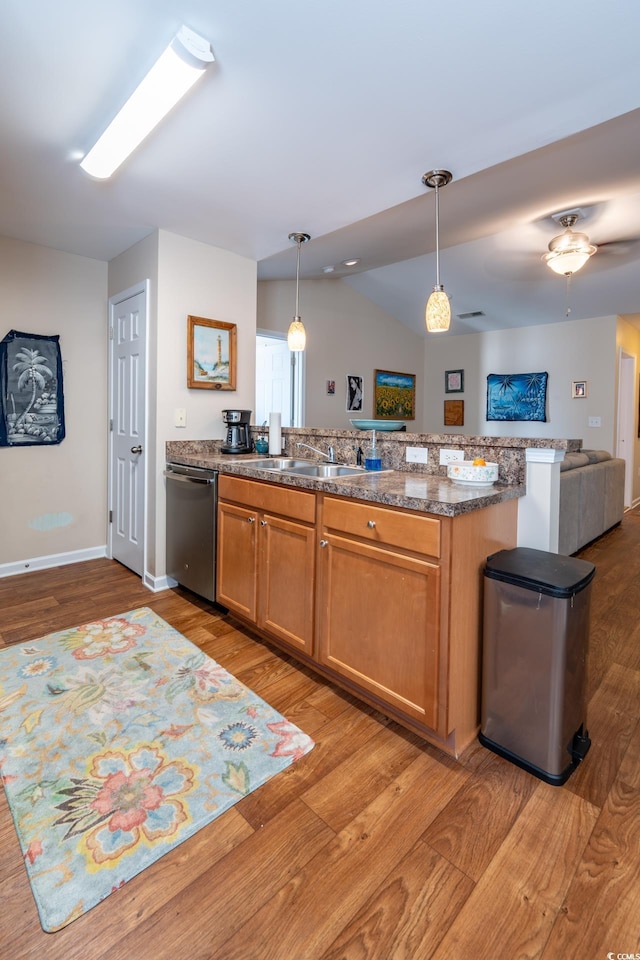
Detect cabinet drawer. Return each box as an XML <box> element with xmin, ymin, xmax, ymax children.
<box><xmin>219</xmin><ymin>475</ymin><xmax>316</xmax><ymax>524</ymax></box>
<box><xmin>323</xmin><ymin>496</ymin><xmax>440</xmax><ymax>557</ymax></box>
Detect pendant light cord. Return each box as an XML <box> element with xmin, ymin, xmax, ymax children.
<box><xmin>295</xmin><ymin>238</ymin><xmax>301</xmax><ymax>316</ymax></box>
<box><xmin>434</xmin><ymin>180</ymin><xmax>441</xmax><ymax>288</ymax></box>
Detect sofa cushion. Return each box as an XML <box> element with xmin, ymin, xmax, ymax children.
<box><xmin>560</xmin><ymin>452</ymin><xmax>590</xmax><ymax>471</ymax></box>
<box><xmin>581</xmin><ymin>449</ymin><xmax>612</xmax><ymax>463</ymax></box>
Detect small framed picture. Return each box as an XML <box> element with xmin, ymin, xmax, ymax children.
<box><xmin>572</xmin><ymin>380</ymin><xmax>588</xmax><ymax>398</ymax></box>
<box><xmin>346</xmin><ymin>374</ymin><xmax>363</xmax><ymax>412</ymax></box>
<box><xmin>444</xmin><ymin>399</ymin><xmax>464</xmax><ymax>426</ymax></box>
<box><xmin>445</xmin><ymin>369</ymin><xmax>464</xmax><ymax>393</ymax></box>
<box><xmin>187</xmin><ymin>315</ymin><xmax>236</xmax><ymax>390</ymax></box>
<box><xmin>326</xmin><ymin>380</ymin><xmax>336</xmax><ymax>395</ymax></box>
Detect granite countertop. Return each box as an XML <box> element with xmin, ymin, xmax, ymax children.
<box><xmin>166</xmin><ymin>452</ymin><xmax>525</xmax><ymax>518</ymax></box>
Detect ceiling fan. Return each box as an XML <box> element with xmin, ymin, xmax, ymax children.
<box><xmin>540</xmin><ymin>206</ymin><xmax>640</xmax><ymax>314</ymax></box>
<box><xmin>542</xmin><ymin>210</ymin><xmax>597</xmax><ymax>276</ymax></box>
<box><xmin>492</xmin><ymin>204</ymin><xmax>640</xmax><ymax>285</ymax></box>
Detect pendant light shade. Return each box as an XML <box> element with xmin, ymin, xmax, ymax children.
<box><xmin>287</xmin><ymin>232</ymin><xmax>310</xmax><ymax>352</ymax></box>
<box><xmin>543</xmin><ymin>213</ymin><xmax>597</xmax><ymax>276</ymax></box>
<box><xmin>422</xmin><ymin>170</ymin><xmax>453</xmax><ymax>333</ymax></box>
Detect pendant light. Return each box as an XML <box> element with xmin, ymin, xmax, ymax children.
<box><xmin>543</xmin><ymin>213</ymin><xmax>597</xmax><ymax>276</ymax></box>
<box><xmin>287</xmin><ymin>232</ymin><xmax>311</xmax><ymax>351</ymax></box>
<box><xmin>422</xmin><ymin>170</ymin><xmax>453</xmax><ymax>332</ymax></box>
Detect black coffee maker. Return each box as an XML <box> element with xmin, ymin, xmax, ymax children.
<box><xmin>221</xmin><ymin>409</ymin><xmax>252</xmax><ymax>454</ymax></box>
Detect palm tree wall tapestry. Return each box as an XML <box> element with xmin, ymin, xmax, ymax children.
<box><xmin>0</xmin><ymin>330</ymin><xmax>66</xmax><ymax>446</ymax></box>
<box><xmin>486</xmin><ymin>372</ymin><xmax>548</xmax><ymax>422</ymax></box>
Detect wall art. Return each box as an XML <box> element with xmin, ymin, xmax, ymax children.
<box><xmin>187</xmin><ymin>315</ymin><xmax>236</xmax><ymax>390</ymax></box>
<box><xmin>326</xmin><ymin>379</ymin><xmax>336</xmax><ymax>395</ymax></box>
<box><xmin>346</xmin><ymin>374</ymin><xmax>363</xmax><ymax>412</ymax></box>
<box><xmin>571</xmin><ymin>380</ymin><xmax>587</xmax><ymax>398</ymax></box>
<box><xmin>374</xmin><ymin>369</ymin><xmax>416</xmax><ymax>420</ymax></box>
<box><xmin>445</xmin><ymin>369</ymin><xmax>464</xmax><ymax>393</ymax></box>
<box><xmin>0</xmin><ymin>329</ymin><xmax>65</xmax><ymax>446</ymax></box>
<box><xmin>486</xmin><ymin>372</ymin><xmax>548</xmax><ymax>422</ymax></box>
<box><xmin>444</xmin><ymin>399</ymin><xmax>464</xmax><ymax>426</ymax></box>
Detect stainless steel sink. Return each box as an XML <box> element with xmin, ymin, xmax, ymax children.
<box><xmin>282</xmin><ymin>464</ymin><xmax>366</xmax><ymax>478</ymax></box>
<box><xmin>245</xmin><ymin>457</ymin><xmax>316</xmax><ymax>470</ymax></box>
<box><xmin>244</xmin><ymin>457</ymin><xmax>367</xmax><ymax>479</ymax></box>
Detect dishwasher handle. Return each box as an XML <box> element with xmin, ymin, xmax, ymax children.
<box><xmin>163</xmin><ymin>471</ymin><xmax>216</xmax><ymax>485</ymax></box>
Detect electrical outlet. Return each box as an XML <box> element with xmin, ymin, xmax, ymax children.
<box><xmin>439</xmin><ymin>448</ymin><xmax>464</xmax><ymax>465</ymax></box>
<box><xmin>174</xmin><ymin>408</ymin><xmax>187</xmax><ymax>428</ymax></box>
<box><xmin>406</xmin><ymin>446</ymin><xmax>428</xmax><ymax>464</ymax></box>
<box><xmin>588</xmin><ymin>416</ymin><xmax>601</xmax><ymax>428</ymax></box>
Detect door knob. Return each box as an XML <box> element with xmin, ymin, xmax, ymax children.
<box><xmin>367</xmin><ymin>520</ymin><xmax>376</xmax><ymax>528</ymax></box>
<box><xmin>247</xmin><ymin>516</ymin><xmax>256</xmax><ymax>523</ymax></box>
<box><xmin>320</xmin><ymin>539</ymin><xmax>328</xmax><ymax>547</ymax></box>
<box><xmin>130</xmin><ymin>445</ymin><xmax>143</xmax><ymax>454</ymax></box>
<box><xmin>260</xmin><ymin>520</ymin><xmax>267</xmax><ymax>526</ymax></box>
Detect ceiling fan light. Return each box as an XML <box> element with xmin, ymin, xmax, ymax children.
<box><xmin>543</xmin><ymin>249</ymin><xmax>593</xmax><ymax>276</ymax></box>
<box><xmin>287</xmin><ymin>318</ymin><xmax>306</xmax><ymax>351</ymax></box>
<box><xmin>543</xmin><ymin>220</ymin><xmax>597</xmax><ymax>276</ymax></box>
<box><xmin>425</xmin><ymin>287</ymin><xmax>451</xmax><ymax>332</ymax></box>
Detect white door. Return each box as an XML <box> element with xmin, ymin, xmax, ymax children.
<box><xmin>255</xmin><ymin>331</ymin><xmax>305</xmax><ymax>427</ymax></box>
<box><xmin>109</xmin><ymin>286</ymin><xmax>147</xmax><ymax>575</ymax></box>
<box><xmin>616</xmin><ymin>348</ymin><xmax>636</xmax><ymax>508</ymax></box>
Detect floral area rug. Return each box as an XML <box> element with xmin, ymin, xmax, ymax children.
<box><xmin>0</xmin><ymin>607</ymin><xmax>314</xmax><ymax>932</ymax></box>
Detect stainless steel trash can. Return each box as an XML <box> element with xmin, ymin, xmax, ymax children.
<box><xmin>479</xmin><ymin>547</ymin><xmax>595</xmax><ymax>785</ymax></box>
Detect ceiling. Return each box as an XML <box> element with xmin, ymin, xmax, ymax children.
<box><xmin>2</xmin><ymin>0</ymin><xmax>640</xmax><ymax>336</ymax></box>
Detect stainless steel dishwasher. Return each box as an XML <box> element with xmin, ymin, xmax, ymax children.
<box><xmin>164</xmin><ymin>462</ymin><xmax>218</xmax><ymax>602</ymax></box>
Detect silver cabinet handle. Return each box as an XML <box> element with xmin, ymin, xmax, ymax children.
<box><xmin>320</xmin><ymin>539</ymin><xmax>328</xmax><ymax>547</ymax></box>
<box><xmin>131</xmin><ymin>445</ymin><xmax>143</xmax><ymax>454</ymax></box>
<box><xmin>260</xmin><ymin>519</ymin><xmax>267</xmax><ymax>526</ymax></box>
<box><xmin>367</xmin><ymin>520</ymin><xmax>376</xmax><ymax>528</ymax></box>
<box><xmin>247</xmin><ymin>516</ymin><xmax>256</xmax><ymax>524</ymax></box>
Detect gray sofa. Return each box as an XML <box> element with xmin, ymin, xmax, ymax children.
<box><xmin>559</xmin><ymin>449</ymin><xmax>625</xmax><ymax>555</ymax></box>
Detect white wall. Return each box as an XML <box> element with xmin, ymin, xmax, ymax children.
<box><xmin>423</xmin><ymin>315</ymin><xmax>618</xmax><ymax>451</ymax></box>
<box><xmin>0</xmin><ymin>236</ymin><xmax>108</xmax><ymax>568</ymax></box>
<box><xmin>258</xmin><ymin>279</ymin><xmax>426</xmax><ymax>430</ymax></box>
<box><xmin>108</xmin><ymin>230</ymin><xmax>257</xmax><ymax>582</ymax></box>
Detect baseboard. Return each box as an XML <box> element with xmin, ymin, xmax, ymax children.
<box><xmin>0</xmin><ymin>545</ymin><xmax>107</xmax><ymax>579</ymax></box>
<box><xmin>143</xmin><ymin>572</ymin><xmax>178</xmax><ymax>592</ymax></box>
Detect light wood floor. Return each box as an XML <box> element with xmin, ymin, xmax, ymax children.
<box><xmin>1</xmin><ymin>516</ymin><xmax>639</xmax><ymax>959</ymax></box>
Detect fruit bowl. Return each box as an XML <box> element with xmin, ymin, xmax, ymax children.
<box><xmin>447</xmin><ymin>461</ymin><xmax>499</xmax><ymax>486</ymax></box>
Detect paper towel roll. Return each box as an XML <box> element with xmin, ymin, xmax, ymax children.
<box><xmin>268</xmin><ymin>412</ymin><xmax>281</xmax><ymax>455</ymax></box>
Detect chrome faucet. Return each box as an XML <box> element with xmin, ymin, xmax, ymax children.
<box><xmin>296</xmin><ymin>441</ymin><xmax>336</xmax><ymax>463</ymax></box>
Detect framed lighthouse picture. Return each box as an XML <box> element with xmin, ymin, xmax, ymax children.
<box><xmin>187</xmin><ymin>316</ymin><xmax>237</xmax><ymax>391</ymax></box>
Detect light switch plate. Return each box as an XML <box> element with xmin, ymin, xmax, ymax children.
<box><xmin>174</xmin><ymin>408</ymin><xmax>187</xmax><ymax>428</ymax></box>
<box><xmin>406</xmin><ymin>446</ymin><xmax>428</xmax><ymax>464</ymax></box>
<box><xmin>439</xmin><ymin>448</ymin><xmax>464</xmax><ymax>465</ymax></box>
<box><xmin>588</xmin><ymin>416</ymin><xmax>601</xmax><ymax>428</ymax></box>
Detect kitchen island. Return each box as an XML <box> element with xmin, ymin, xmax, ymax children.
<box><xmin>165</xmin><ymin>441</ymin><xmax>526</xmax><ymax>757</ymax></box>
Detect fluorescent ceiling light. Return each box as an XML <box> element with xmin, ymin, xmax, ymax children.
<box><xmin>80</xmin><ymin>25</ymin><xmax>214</xmax><ymax>179</ymax></box>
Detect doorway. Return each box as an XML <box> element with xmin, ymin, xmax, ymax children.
<box><xmin>108</xmin><ymin>283</ymin><xmax>148</xmax><ymax>576</ymax></box>
<box><xmin>255</xmin><ymin>330</ymin><xmax>305</xmax><ymax>428</ymax></box>
<box><xmin>616</xmin><ymin>347</ymin><xmax>636</xmax><ymax>509</ymax></box>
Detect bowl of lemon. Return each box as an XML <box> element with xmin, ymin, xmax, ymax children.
<box><xmin>446</xmin><ymin>458</ymin><xmax>499</xmax><ymax>486</ymax></box>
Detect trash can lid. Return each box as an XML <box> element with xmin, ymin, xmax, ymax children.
<box><xmin>485</xmin><ymin>547</ymin><xmax>596</xmax><ymax>598</ymax></box>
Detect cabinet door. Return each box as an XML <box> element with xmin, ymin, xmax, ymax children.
<box><xmin>258</xmin><ymin>513</ymin><xmax>315</xmax><ymax>655</ymax></box>
<box><xmin>217</xmin><ymin>501</ymin><xmax>258</xmax><ymax>621</ymax></box>
<box><xmin>318</xmin><ymin>533</ymin><xmax>442</xmax><ymax>731</ymax></box>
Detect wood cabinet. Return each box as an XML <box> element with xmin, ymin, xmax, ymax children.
<box><xmin>315</xmin><ymin>495</ymin><xmax>518</xmax><ymax>754</ymax></box>
<box><xmin>217</xmin><ymin>476</ymin><xmax>316</xmax><ymax>655</ymax></box>
<box><xmin>317</xmin><ymin>497</ymin><xmax>443</xmax><ymax>732</ymax></box>
<box><xmin>217</xmin><ymin>474</ymin><xmax>518</xmax><ymax>757</ymax></box>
